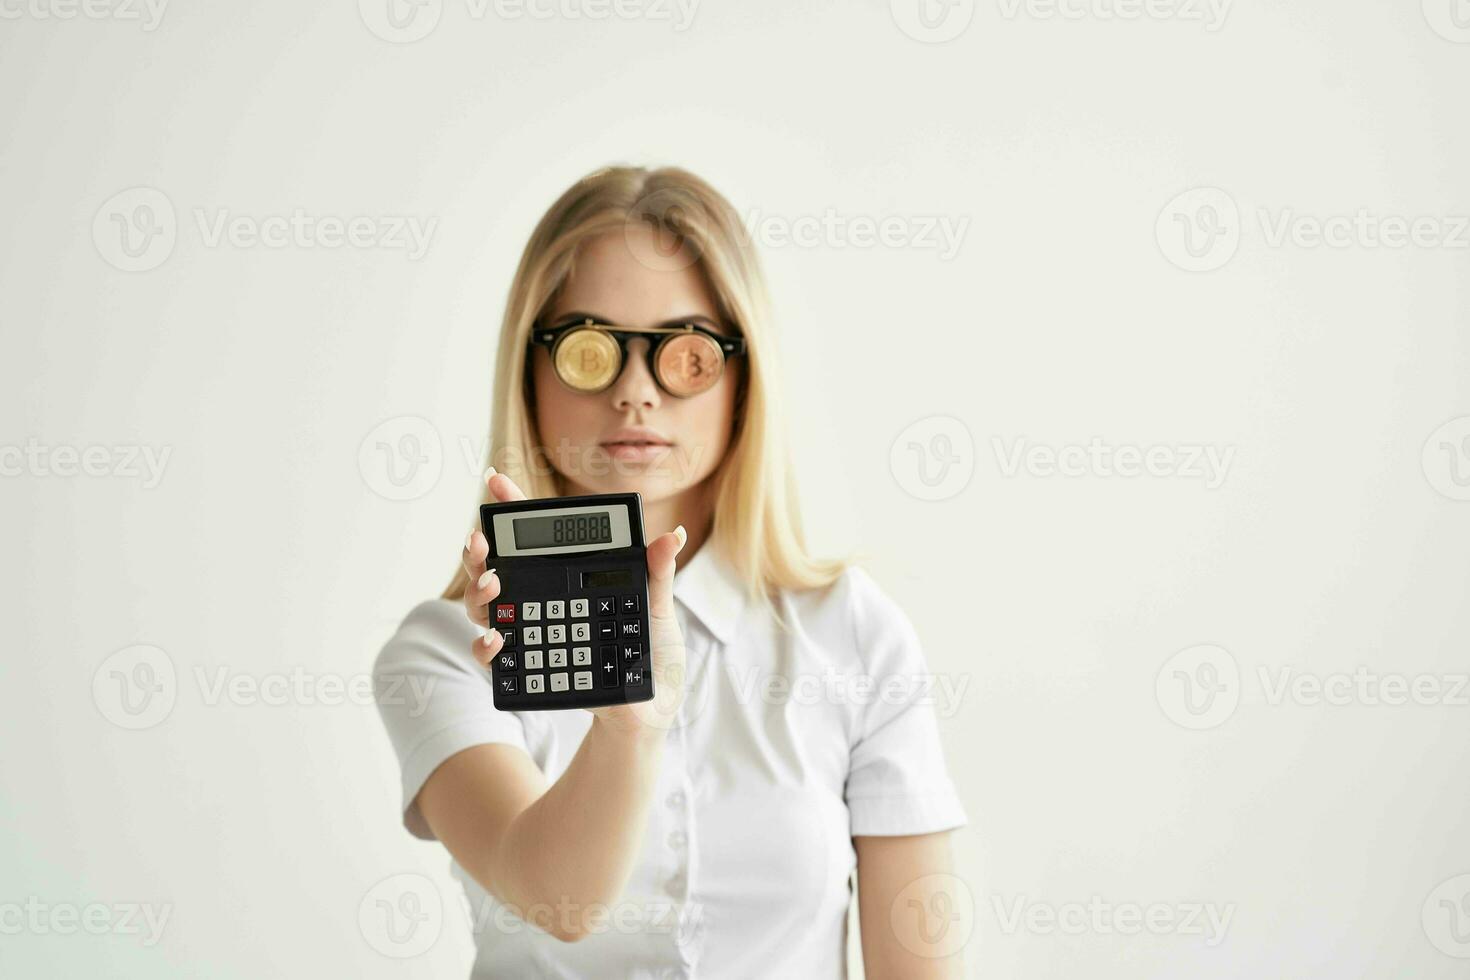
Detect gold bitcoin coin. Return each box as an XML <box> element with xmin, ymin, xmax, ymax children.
<box><xmin>655</xmin><ymin>332</ymin><xmax>723</xmax><ymax>397</ymax></box>
<box><xmin>553</xmin><ymin>328</ymin><xmax>620</xmax><ymax>392</ymax></box>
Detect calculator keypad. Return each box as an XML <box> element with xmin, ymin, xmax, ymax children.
<box><xmin>491</xmin><ymin>585</ymin><xmax>650</xmax><ymax>709</ymax></box>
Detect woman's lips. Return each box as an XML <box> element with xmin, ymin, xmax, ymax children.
<box><xmin>601</xmin><ymin>441</ymin><xmax>673</xmax><ymax>462</ymax></box>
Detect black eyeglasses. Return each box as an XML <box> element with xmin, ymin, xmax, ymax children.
<box><xmin>529</xmin><ymin>318</ymin><xmax>747</xmax><ymax>399</ymax></box>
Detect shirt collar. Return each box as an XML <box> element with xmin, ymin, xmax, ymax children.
<box><xmin>672</xmin><ymin>536</ymin><xmax>747</xmax><ymax>645</ymax></box>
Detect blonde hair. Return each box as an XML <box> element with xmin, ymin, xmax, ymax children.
<box><xmin>442</xmin><ymin>165</ymin><xmax>848</xmax><ymax>625</ymax></box>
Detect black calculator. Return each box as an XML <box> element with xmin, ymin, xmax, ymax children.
<box><xmin>480</xmin><ymin>492</ymin><xmax>654</xmax><ymax>711</ymax></box>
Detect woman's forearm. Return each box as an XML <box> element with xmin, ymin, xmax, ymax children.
<box><xmin>487</xmin><ymin>719</ymin><xmax>666</xmax><ymax>940</ymax></box>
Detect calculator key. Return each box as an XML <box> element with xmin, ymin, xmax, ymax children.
<box><xmin>597</xmin><ymin>622</ymin><xmax>616</xmax><ymax>640</ymax></box>
<box><xmin>547</xmin><ymin>624</ymin><xmax>566</xmax><ymax>644</ymax></box>
<box><xmin>498</xmin><ymin>627</ymin><xmax>516</xmax><ymax>647</ymax></box>
<box><xmin>523</xmin><ymin>626</ymin><xmax>543</xmax><ymax>645</ymax></box>
<box><xmin>624</xmin><ymin>667</ymin><xmax>645</xmax><ymax>686</ymax></box>
<box><xmin>620</xmin><ymin>619</ymin><xmax>642</xmax><ymax>638</ymax></box>
<box><xmin>600</xmin><ymin>646</ymin><xmax>619</xmax><ymax>688</ymax></box>
<box><xmin>572</xmin><ymin>622</ymin><xmax>591</xmax><ymax>642</ymax></box>
<box><xmin>595</xmin><ymin>596</ymin><xmax>616</xmax><ymax>616</ymax></box>
<box><xmin>524</xmin><ymin>650</ymin><xmax>544</xmax><ymax>670</ymax></box>
<box><xmin>497</xmin><ymin>652</ymin><xmax>519</xmax><ymax>671</ymax></box>
<box><xmin>522</xmin><ymin>601</ymin><xmax>541</xmax><ymax>621</ymax></box>
<box><xmin>572</xmin><ymin>646</ymin><xmax>592</xmax><ymax>666</ymax></box>
<box><xmin>546</xmin><ymin>600</ymin><xmax>565</xmax><ymax>620</ymax></box>
<box><xmin>620</xmin><ymin>643</ymin><xmax>642</xmax><ymax>664</ymax></box>
<box><xmin>548</xmin><ymin>648</ymin><xmax>567</xmax><ymax>669</ymax></box>
<box><xmin>620</xmin><ymin>595</ymin><xmax>639</xmax><ymax>614</ymax></box>
<box><xmin>573</xmin><ymin>671</ymin><xmax>593</xmax><ymax>691</ymax></box>
<box><xmin>498</xmin><ymin>676</ymin><xmax>518</xmax><ymax>694</ymax></box>
<box><xmin>525</xmin><ymin>674</ymin><xmax>545</xmax><ymax>694</ymax></box>
<box><xmin>550</xmin><ymin>672</ymin><xmax>569</xmax><ymax>693</ymax></box>
<box><xmin>495</xmin><ymin>603</ymin><xmax>516</xmax><ymax>623</ymax></box>
<box><xmin>570</xmin><ymin>599</ymin><xmax>589</xmax><ymax>618</ymax></box>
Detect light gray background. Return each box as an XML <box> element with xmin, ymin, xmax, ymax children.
<box><xmin>3</xmin><ymin>0</ymin><xmax>1469</xmax><ymax>975</ymax></box>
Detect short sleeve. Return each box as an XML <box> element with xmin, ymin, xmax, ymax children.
<box><xmin>842</xmin><ymin>568</ymin><xmax>969</xmax><ymax>837</ymax></box>
<box><xmin>373</xmin><ymin>599</ymin><xmax>530</xmax><ymax>840</ymax></box>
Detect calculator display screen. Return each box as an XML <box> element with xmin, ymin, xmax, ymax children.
<box><xmin>490</xmin><ymin>502</ymin><xmax>634</xmax><ymax>557</ymax></box>
<box><xmin>513</xmin><ymin>513</ymin><xmax>613</xmax><ymax>549</ymax></box>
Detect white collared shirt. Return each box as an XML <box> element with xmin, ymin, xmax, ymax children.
<box><xmin>374</xmin><ymin>540</ymin><xmax>967</xmax><ymax>979</ymax></box>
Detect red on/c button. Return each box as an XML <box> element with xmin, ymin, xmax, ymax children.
<box><xmin>495</xmin><ymin>604</ymin><xmax>516</xmax><ymax>623</ymax></box>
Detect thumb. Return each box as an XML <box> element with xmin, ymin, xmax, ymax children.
<box><xmin>646</xmin><ymin>524</ymin><xmax>688</xmax><ymax>621</ymax></box>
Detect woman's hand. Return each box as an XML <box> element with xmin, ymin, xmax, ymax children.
<box><xmin>461</xmin><ymin>468</ymin><xmax>689</xmax><ymax>741</ymax></box>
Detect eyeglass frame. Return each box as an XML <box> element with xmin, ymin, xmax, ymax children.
<box><xmin>527</xmin><ymin>317</ymin><xmax>748</xmax><ymax>397</ymax></box>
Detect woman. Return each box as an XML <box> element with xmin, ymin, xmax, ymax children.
<box><xmin>374</xmin><ymin>166</ymin><xmax>968</xmax><ymax>978</ymax></box>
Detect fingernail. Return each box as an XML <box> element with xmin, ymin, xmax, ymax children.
<box><xmin>674</xmin><ymin>525</ymin><xmax>687</xmax><ymax>550</ymax></box>
<box><xmin>466</xmin><ymin>530</ymin><xmax>475</xmax><ymax>551</ymax></box>
<box><xmin>483</xmin><ymin>466</ymin><xmax>498</xmax><ymax>484</ymax></box>
<box><xmin>478</xmin><ymin>568</ymin><xmax>496</xmax><ymax>589</ymax></box>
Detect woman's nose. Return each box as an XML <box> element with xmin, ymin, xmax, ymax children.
<box><xmin>610</xmin><ymin>337</ymin><xmax>661</xmax><ymax>411</ymax></box>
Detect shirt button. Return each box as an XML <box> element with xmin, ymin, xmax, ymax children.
<box><xmin>666</xmin><ymin>872</ymin><xmax>685</xmax><ymax>893</ymax></box>
<box><xmin>665</xmin><ymin>790</ymin><xmax>685</xmax><ymax>808</ymax></box>
<box><xmin>666</xmin><ymin>830</ymin><xmax>687</xmax><ymax>849</ymax></box>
